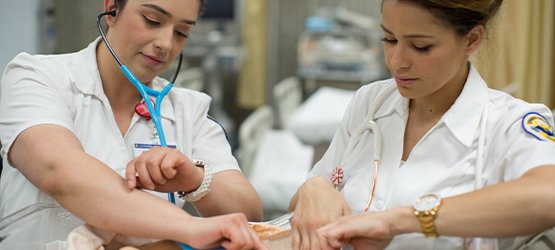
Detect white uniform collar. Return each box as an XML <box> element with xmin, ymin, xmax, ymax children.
<box><xmin>71</xmin><ymin>37</ymin><xmax>176</xmax><ymax>123</ymax></box>
<box><xmin>442</xmin><ymin>62</ymin><xmax>489</xmax><ymax>147</ymax></box>
<box><xmin>71</xmin><ymin>37</ymin><xmax>104</xmax><ymax>97</ymax></box>
<box><xmin>373</xmin><ymin>62</ymin><xmax>488</xmax><ymax>147</ymax></box>
<box><xmin>373</xmin><ymin>83</ymin><xmax>409</xmax><ymax>121</ymax></box>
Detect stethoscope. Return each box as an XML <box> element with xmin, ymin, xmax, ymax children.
<box><xmin>96</xmin><ymin>11</ymin><xmax>246</xmax><ymax>250</ymax></box>
<box><xmin>337</xmin><ymin>83</ymin><xmax>489</xmax><ymax>212</ymax></box>
<box><xmin>97</xmin><ymin>10</ymin><xmax>182</xmax><ymax>204</ymax></box>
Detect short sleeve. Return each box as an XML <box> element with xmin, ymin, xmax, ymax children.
<box><xmin>189</xmin><ymin>95</ymin><xmax>240</xmax><ymax>174</ymax></box>
<box><xmin>491</xmin><ymin>103</ymin><xmax>555</xmax><ymax>181</ymax></box>
<box><xmin>0</xmin><ymin>53</ymin><xmax>75</xmax><ymax>159</ymax></box>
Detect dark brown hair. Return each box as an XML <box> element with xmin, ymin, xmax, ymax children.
<box><xmin>115</xmin><ymin>0</ymin><xmax>209</xmax><ymax>17</ymax></box>
<box><xmin>386</xmin><ymin>0</ymin><xmax>503</xmax><ymax>36</ymax></box>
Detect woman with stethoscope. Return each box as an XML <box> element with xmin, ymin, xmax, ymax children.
<box><xmin>0</xmin><ymin>0</ymin><xmax>267</xmax><ymax>249</ymax></box>
<box><xmin>288</xmin><ymin>0</ymin><xmax>555</xmax><ymax>249</ymax></box>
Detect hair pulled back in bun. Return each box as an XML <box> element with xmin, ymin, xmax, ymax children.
<box><xmin>386</xmin><ymin>0</ymin><xmax>503</xmax><ymax>36</ymax></box>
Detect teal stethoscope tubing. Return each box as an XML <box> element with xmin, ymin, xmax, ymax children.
<box><xmin>96</xmin><ymin>10</ymin><xmax>181</xmax><ymax>204</ymax></box>
<box><xmin>97</xmin><ymin>11</ymin><xmax>225</xmax><ymax>250</ymax></box>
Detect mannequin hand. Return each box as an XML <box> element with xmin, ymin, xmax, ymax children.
<box><xmin>316</xmin><ymin>210</ymin><xmax>398</xmax><ymax>250</ymax></box>
<box><xmin>290</xmin><ymin>176</ymin><xmax>351</xmax><ymax>250</ymax></box>
<box><xmin>125</xmin><ymin>146</ymin><xmax>204</xmax><ymax>193</ymax></box>
<box><xmin>183</xmin><ymin>213</ymin><xmax>269</xmax><ymax>250</ymax></box>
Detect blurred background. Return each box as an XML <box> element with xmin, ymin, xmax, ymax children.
<box><xmin>1</xmin><ymin>0</ymin><xmax>554</xmax><ymax>219</ymax></box>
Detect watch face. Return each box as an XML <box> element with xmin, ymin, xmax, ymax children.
<box><xmin>414</xmin><ymin>194</ymin><xmax>440</xmax><ymax>211</ymax></box>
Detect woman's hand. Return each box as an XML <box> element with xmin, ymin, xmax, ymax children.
<box><xmin>316</xmin><ymin>208</ymin><xmax>409</xmax><ymax>250</ymax></box>
<box><xmin>289</xmin><ymin>176</ymin><xmax>351</xmax><ymax>250</ymax></box>
<box><xmin>184</xmin><ymin>213</ymin><xmax>269</xmax><ymax>250</ymax></box>
<box><xmin>126</xmin><ymin>146</ymin><xmax>204</xmax><ymax>193</ymax></box>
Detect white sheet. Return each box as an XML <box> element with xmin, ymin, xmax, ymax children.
<box><xmin>249</xmin><ymin>130</ymin><xmax>314</xmax><ymax>213</ymax></box>
<box><xmin>286</xmin><ymin>87</ymin><xmax>356</xmax><ymax>145</ymax></box>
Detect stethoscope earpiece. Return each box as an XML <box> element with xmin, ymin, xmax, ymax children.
<box><xmin>110</xmin><ymin>10</ymin><xmax>116</xmax><ymax>16</ymax></box>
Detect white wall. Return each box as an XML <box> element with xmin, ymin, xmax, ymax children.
<box><xmin>0</xmin><ymin>0</ymin><xmax>39</xmax><ymax>75</ymax></box>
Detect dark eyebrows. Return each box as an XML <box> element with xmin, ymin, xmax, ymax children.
<box><xmin>141</xmin><ymin>4</ymin><xmax>197</xmax><ymax>25</ymax></box>
<box><xmin>381</xmin><ymin>24</ymin><xmax>393</xmax><ymax>35</ymax></box>
<box><xmin>142</xmin><ymin>4</ymin><xmax>171</xmax><ymax>17</ymax></box>
<box><xmin>380</xmin><ymin>24</ymin><xmax>435</xmax><ymax>39</ymax></box>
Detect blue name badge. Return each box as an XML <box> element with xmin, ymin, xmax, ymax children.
<box><xmin>133</xmin><ymin>142</ymin><xmax>178</xmax><ymax>157</ymax></box>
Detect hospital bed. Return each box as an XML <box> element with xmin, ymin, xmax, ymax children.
<box><xmin>238</xmin><ymin>105</ymin><xmax>314</xmax><ymax>218</ymax></box>
<box><xmin>273</xmin><ymin>76</ymin><xmax>303</xmax><ymax>129</ymax></box>
<box><xmin>286</xmin><ymin>86</ymin><xmax>356</xmax><ymax>145</ymax></box>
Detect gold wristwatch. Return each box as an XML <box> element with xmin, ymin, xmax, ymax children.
<box><xmin>413</xmin><ymin>193</ymin><xmax>442</xmax><ymax>238</ymax></box>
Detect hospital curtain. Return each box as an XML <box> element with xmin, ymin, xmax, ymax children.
<box><xmin>237</xmin><ymin>0</ymin><xmax>268</xmax><ymax>109</ymax></box>
<box><xmin>471</xmin><ymin>0</ymin><xmax>555</xmax><ymax>109</ymax></box>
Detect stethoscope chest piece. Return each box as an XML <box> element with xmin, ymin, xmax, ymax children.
<box><xmin>135</xmin><ymin>99</ymin><xmax>155</xmax><ymax>119</ymax></box>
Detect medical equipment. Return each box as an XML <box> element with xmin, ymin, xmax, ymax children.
<box><xmin>97</xmin><ymin>10</ymin><xmax>183</xmax><ymax>204</ymax></box>
<box><xmin>338</xmin><ymin>83</ymin><xmax>489</xmax><ymax>212</ymax></box>
<box><xmin>297</xmin><ymin>28</ymin><xmax>387</xmax><ymax>85</ymax></box>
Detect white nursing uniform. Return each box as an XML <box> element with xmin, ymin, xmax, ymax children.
<box><xmin>308</xmin><ymin>63</ymin><xmax>555</xmax><ymax>249</ymax></box>
<box><xmin>0</xmin><ymin>38</ymin><xmax>239</xmax><ymax>235</ymax></box>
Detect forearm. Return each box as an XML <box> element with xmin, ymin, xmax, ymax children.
<box><xmin>10</xmin><ymin>125</ymin><xmax>194</xmax><ymax>242</ymax></box>
<box><xmin>52</xmin><ymin>160</ymin><xmax>194</xmax><ymax>241</ymax></box>
<box><xmin>393</xmin><ymin>165</ymin><xmax>555</xmax><ymax>238</ymax></box>
<box><xmin>191</xmin><ymin>170</ymin><xmax>263</xmax><ymax>221</ymax></box>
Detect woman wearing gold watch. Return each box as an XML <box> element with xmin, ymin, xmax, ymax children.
<box><xmin>288</xmin><ymin>0</ymin><xmax>555</xmax><ymax>249</ymax></box>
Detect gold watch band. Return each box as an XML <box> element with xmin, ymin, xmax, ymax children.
<box><xmin>414</xmin><ymin>200</ymin><xmax>442</xmax><ymax>238</ymax></box>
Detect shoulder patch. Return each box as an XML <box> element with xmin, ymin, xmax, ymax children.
<box><xmin>522</xmin><ymin>112</ymin><xmax>555</xmax><ymax>142</ymax></box>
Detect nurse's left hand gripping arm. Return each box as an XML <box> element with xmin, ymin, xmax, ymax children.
<box><xmin>316</xmin><ymin>165</ymin><xmax>555</xmax><ymax>250</ymax></box>
<box><xmin>126</xmin><ymin>146</ymin><xmax>263</xmax><ymax>221</ymax></box>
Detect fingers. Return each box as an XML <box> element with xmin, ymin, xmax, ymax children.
<box><xmin>126</xmin><ymin>160</ymin><xmax>138</xmax><ymax>190</ymax></box>
<box><xmin>318</xmin><ymin>235</ymin><xmax>345</xmax><ymax>250</ymax></box>
<box><xmin>223</xmin><ymin>220</ymin><xmax>254</xmax><ymax>250</ymax></box>
<box><xmin>219</xmin><ymin>213</ymin><xmax>268</xmax><ymax>250</ymax></box>
<box><xmin>316</xmin><ymin>213</ymin><xmax>395</xmax><ymax>250</ymax></box>
<box><xmin>317</xmin><ymin>224</ymin><xmax>346</xmax><ymax>250</ymax></box>
<box><xmin>291</xmin><ymin>213</ymin><xmax>322</xmax><ymax>250</ymax></box>
<box><xmin>291</xmin><ymin>214</ymin><xmax>301</xmax><ymax>250</ymax></box>
<box><xmin>299</xmin><ymin>229</ymin><xmax>311</xmax><ymax>250</ymax></box>
<box><xmin>317</xmin><ymin>217</ymin><xmax>358</xmax><ymax>246</ymax></box>
<box><xmin>253</xmin><ymin>238</ymin><xmax>270</xmax><ymax>250</ymax></box>
<box><xmin>236</xmin><ymin>221</ymin><xmax>258</xmax><ymax>250</ymax></box>
<box><xmin>125</xmin><ymin>146</ymin><xmax>203</xmax><ymax>194</ymax></box>
<box><xmin>308</xmin><ymin>229</ymin><xmax>322</xmax><ymax>250</ymax></box>
<box><xmin>159</xmin><ymin>150</ymin><xmax>182</xmax><ymax>179</ymax></box>
<box><xmin>126</xmin><ymin>147</ymin><xmax>170</xmax><ymax>191</ymax></box>
<box><xmin>186</xmin><ymin>213</ymin><xmax>269</xmax><ymax>250</ymax></box>
<box><xmin>135</xmin><ymin>152</ymin><xmax>160</xmax><ymax>191</ymax></box>
<box><xmin>291</xmin><ymin>231</ymin><xmax>301</xmax><ymax>250</ymax></box>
